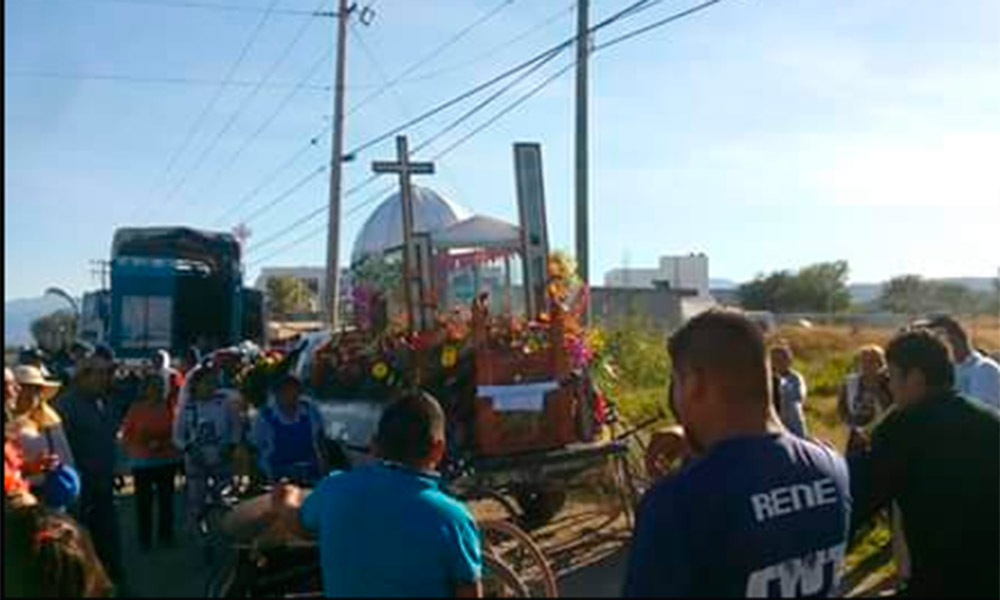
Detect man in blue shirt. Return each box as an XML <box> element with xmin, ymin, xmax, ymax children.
<box><xmin>271</xmin><ymin>392</ymin><xmax>483</xmax><ymax>598</ymax></box>
<box><xmin>625</xmin><ymin>309</ymin><xmax>851</xmax><ymax>598</ymax></box>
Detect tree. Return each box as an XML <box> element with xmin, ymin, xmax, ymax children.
<box><xmin>30</xmin><ymin>310</ymin><xmax>77</xmax><ymax>353</ymax></box>
<box><xmin>265</xmin><ymin>276</ymin><xmax>317</xmax><ymax>317</ymax></box>
<box><xmin>878</xmin><ymin>275</ymin><xmax>997</xmax><ymax>316</ymax></box>
<box><xmin>738</xmin><ymin>261</ymin><xmax>851</xmax><ymax>313</ymax></box>
<box><xmin>878</xmin><ymin>275</ymin><xmax>927</xmax><ymax>315</ymax></box>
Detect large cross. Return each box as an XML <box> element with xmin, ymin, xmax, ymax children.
<box><xmin>372</xmin><ymin>135</ymin><xmax>435</xmax><ymax>332</ymax></box>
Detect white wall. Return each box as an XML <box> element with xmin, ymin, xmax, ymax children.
<box><xmin>659</xmin><ymin>254</ymin><xmax>710</xmax><ymax>297</ymax></box>
<box><xmin>604</xmin><ymin>268</ymin><xmax>660</xmax><ymax>288</ymax></box>
<box><xmin>604</xmin><ymin>254</ymin><xmax>711</xmax><ymax>296</ymax></box>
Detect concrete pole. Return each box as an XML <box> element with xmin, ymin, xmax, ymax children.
<box><xmin>324</xmin><ymin>0</ymin><xmax>352</xmax><ymax>330</ymax></box>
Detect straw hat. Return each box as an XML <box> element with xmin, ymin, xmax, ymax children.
<box><xmin>13</xmin><ymin>365</ymin><xmax>61</xmax><ymax>390</ymax></box>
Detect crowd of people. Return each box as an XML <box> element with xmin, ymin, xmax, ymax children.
<box><xmin>3</xmin><ymin>342</ymin><xmax>329</xmax><ymax>597</ymax></box>
<box><xmin>4</xmin><ymin>311</ymin><xmax>999</xmax><ymax>598</ymax></box>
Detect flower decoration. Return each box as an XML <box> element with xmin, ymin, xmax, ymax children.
<box><xmin>371</xmin><ymin>361</ymin><xmax>390</xmax><ymax>381</ymax></box>
<box><xmin>441</xmin><ymin>346</ymin><xmax>458</xmax><ymax>369</ymax></box>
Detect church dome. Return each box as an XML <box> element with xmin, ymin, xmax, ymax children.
<box><xmin>351</xmin><ymin>185</ymin><xmax>469</xmax><ymax>264</ymax></box>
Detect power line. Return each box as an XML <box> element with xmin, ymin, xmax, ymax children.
<box><xmin>244</xmin><ymin>53</ymin><xmax>569</xmax><ymax>256</ymax></box>
<box><xmin>238</xmin><ymin>164</ymin><xmax>328</xmax><ymax>224</ymax></box>
<box><xmin>4</xmin><ymin>70</ymin><xmax>331</xmax><ymax>91</ymax></box>
<box><xmin>211</xmin><ymin>131</ymin><xmax>326</xmax><ymax>225</ymax></box>
<box><xmin>356</xmin><ymin>2</ymin><xmax>575</xmax><ymax>90</ymax></box>
<box><xmin>194</xmin><ymin>46</ymin><xmax>333</xmax><ymax>209</ymax></box>
<box><xmin>245</xmin><ymin>172</ymin><xmax>382</xmax><ymax>252</ymax></box>
<box><xmin>350</xmin><ymin>19</ymin><xmax>471</xmax><ymax>201</ymax></box>
<box><xmin>158</xmin><ymin>0</ymin><xmax>331</xmax><ymax>207</ymax></box>
<box><xmin>243</xmin><ymin>0</ymin><xmax>735</xmax><ymax>266</ymax></box>
<box><xmin>428</xmin><ymin>61</ymin><xmax>575</xmax><ymax>162</ymax></box>
<box><xmin>342</xmin><ymin>0</ymin><xmax>664</xmax><ymax>160</ymax></box>
<box><xmin>595</xmin><ymin>0</ymin><xmax>726</xmax><ymax>51</ymax></box>
<box><xmin>410</xmin><ymin>45</ymin><xmax>567</xmax><ymax>156</ymax></box>
<box><xmin>247</xmin><ymin>222</ymin><xmax>328</xmax><ymax>268</ymax></box>
<box><xmin>230</xmin><ymin>1</ymin><xmax>649</xmax><ymax>244</ymax></box>
<box><xmin>22</xmin><ymin>0</ymin><xmax>333</xmax><ymax>16</ymax></box>
<box><xmin>347</xmin><ymin>0</ymin><xmax>517</xmax><ymax>118</ymax></box>
<box><xmin>139</xmin><ymin>0</ymin><xmax>284</xmax><ymax>222</ymax></box>
<box><xmin>247</xmin><ymin>181</ymin><xmax>392</xmax><ymax>266</ymax></box>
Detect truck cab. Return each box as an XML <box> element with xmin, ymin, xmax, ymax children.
<box><xmin>107</xmin><ymin>227</ymin><xmax>260</xmax><ymax>361</ymax></box>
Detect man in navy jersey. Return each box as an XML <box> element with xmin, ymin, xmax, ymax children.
<box><xmin>625</xmin><ymin>309</ymin><xmax>851</xmax><ymax>598</ymax></box>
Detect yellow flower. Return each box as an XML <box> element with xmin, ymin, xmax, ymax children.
<box><xmin>372</xmin><ymin>362</ymin><xmax>389</xmax><ymax>380</ymax></box>
<box><xmin>441</xmin><ymin>346</ymin><xmax>458</xmax><ymax>369</ymax></box>
<box><xmin>587</xmin><ymin>329</ymin><xmax>605</xmax><ymax>354</ymax></box>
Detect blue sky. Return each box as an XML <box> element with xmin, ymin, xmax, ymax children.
<box><xmin>5</xmin><ymin>0</ymin><xmax>999</xmax><ymax>301</ymax></box>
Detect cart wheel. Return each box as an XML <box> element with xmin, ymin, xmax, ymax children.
<box><xmin>482</xmin><ymin>554</ymin><xmax>531</xmax><ymax>598</ymax></box>
<box><xmin>481</xmin><ymin>520</ymin><xmax>558</xmax><ymax>598</ymax></box>
<box><xmin>513</xmin><ymin>485</ymin><xmax>567</xmax><ymax>531</ymax></box>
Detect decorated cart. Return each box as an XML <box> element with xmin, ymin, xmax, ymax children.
<box><xmin>208</xmin><ymin>139</ymin><xmax>669</xmax><ymax>598</ymax></box>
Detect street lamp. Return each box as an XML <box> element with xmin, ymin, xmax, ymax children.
<box><xmin>44</xmin><ymin>287</ymin><xmax>79</xmax><ymax>318</ymax></box>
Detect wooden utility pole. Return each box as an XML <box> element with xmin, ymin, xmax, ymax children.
<box><xmin>372</xmin><ymin>135</ymin><xmax>435</xmax><ymax>332</ymax></box>
<box><xmin>575</xmin><ymin>0</ymin><xmax>591</xmax><ymax>321</ymax></box>
<box><xmin>324</xmin><ymin>0</ymin><xmax>354</xmax><ymax>329</ymax></box>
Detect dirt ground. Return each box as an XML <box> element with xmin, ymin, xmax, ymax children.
<box><xmin>116</xmin><ymin>486</ymin><xmax>633</xmax><ymax>598</ymax></box>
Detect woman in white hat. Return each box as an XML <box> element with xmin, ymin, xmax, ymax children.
<box><xmin>11</xmin><ymin>365</ymin><xmax>76</xmax><ymax>491</ymax></box>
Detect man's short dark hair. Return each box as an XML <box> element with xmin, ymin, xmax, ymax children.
<box><xmin>668</xmin><ymin>309</ymin><xmax>769</xmax><ymax>398</ymax></box>
<box><xmin>927</xmin><ymin>315</ymin><xmax>969</xmax><ymax>345</ymax></box>
<box><xmin>886</xmin><ymin>329</ymin><xmax>955</xmax><ymax>389</ymax></box>
<box><xmin>375</xmin><ymin>392</ymin><xmax>446</xmax><ymax>466</ymax></box>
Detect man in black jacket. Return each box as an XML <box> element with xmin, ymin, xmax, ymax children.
<box><xmin>849</xmin><ymin>329</ymin><xmax>1000</xmax><ymax>597</ymax></box>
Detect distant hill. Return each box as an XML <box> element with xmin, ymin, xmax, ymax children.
<box><xmin>849</xmin><ymin>277</ymin><xmax>996</xmax><ymax>305</ymax></box>
<box><xmin>709</xmin><ymin>278</ymin><xmax>737</xmax><ymax>290</ymax></box>
<box><xmin>4</xmin><ymin>296</ymin><xmax>78</xmax><ymax>347</ymax></box>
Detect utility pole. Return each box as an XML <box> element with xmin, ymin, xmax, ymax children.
<box><xmin>90</xmin><ymin>259</ymin><xmax>110</xmax><ymax>291</ymax></box>
<box><xmin>325</xmin><ymin>0</ymin><xmax>355</xmax><ymax>330</ymax></box>
<box><xmin>575</xmin><ymin>0</ymin><xmax>590</xmax><ymax>321</ymax></box>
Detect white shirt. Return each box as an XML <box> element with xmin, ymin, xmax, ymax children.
<box><xmin>955</xmin><ymin>351</ymin><xmax>1000</xmax><ymax>411</ymax></box>
<box><xmin>776</xmin><ymin>371</ymin><xmax>809</xmax><ymax>438</ymax></box>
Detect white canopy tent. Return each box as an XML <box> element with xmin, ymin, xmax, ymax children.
<box><xmin>432</xmin><ymin>215</ymin><xmax>522</xmax><ymax>250</ymax></box>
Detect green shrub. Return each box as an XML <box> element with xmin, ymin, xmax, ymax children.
<box><xmin>796</xmin><ymin>351</ymin><xmax>853</xmax><ymax>397</ymax></box>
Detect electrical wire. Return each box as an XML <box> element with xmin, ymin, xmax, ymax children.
<box><xmin>342</xmin><ymin>0</ymin><xmax>662</xmax><ymax>159</ymax></box>
<box><xmin>209</xmin><ymin>0</ymin><xmax>627</xmax><ymax>234</ymax></box>
<box><xmin>197</xmin><ymin>47</ymin><xmax>333</xmax><ymax>215</ymax></box>
<box><xmin>139</xmin><ymin>0</ymin><xmax>284</xmax><ymax>222</ymax></box>
<box><xmin>3</xmin><ymin>70</ymin><xmax>331</xmax><ymax>91</ymax></box>
<box><xmin>21</xmin><ymin>0</ymin><xmax>332</xmax><ymax>16</ymax></box>
<box><xmin>243</xmin><ymin>0</ymin><xmax>735</xmax><ymax>265</ymax></box>
<box><xmin>357</xmin><ymin>2</ymin><xmax>575</xmax><ymax>90</ymax></box>
<box><xmin>346</xmin><ymin>0</ymin><xmax>517</xmax><ymax>117</ymax></box>
<box><xmin>211</xmin><ymin>131</ymin><xmax>327</xmax><ymax>225</ymax></box>
<box><xmin>237</xmin><ymin>164</ymin><xmax>328</xmax><ymax>224</ymax></box>
<box><xmin>158</xmin><ymin>0</ymin><xmax>331</xmax><ymax>206</ymax></box>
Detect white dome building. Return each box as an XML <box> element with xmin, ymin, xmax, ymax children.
<box><xmin>351</xmin><ymin>185</ymin><xmax>469</xmax><ymax>264</ymax></box>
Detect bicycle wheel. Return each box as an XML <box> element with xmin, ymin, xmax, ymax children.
<box><xmin>480</xmin><ymin>519</ymin><xmax>558</xmax><ymax>598</ymax></box>
<box><xmin>482</xmin><ymin>554</ymin><xmax>531</xmax><ymax>598</ymax></box>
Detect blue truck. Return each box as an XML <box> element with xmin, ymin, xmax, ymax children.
<box><xmin>91</xmin><ymin>226</ymin><xmax>263</xmax><ymax>362</ymax></box>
